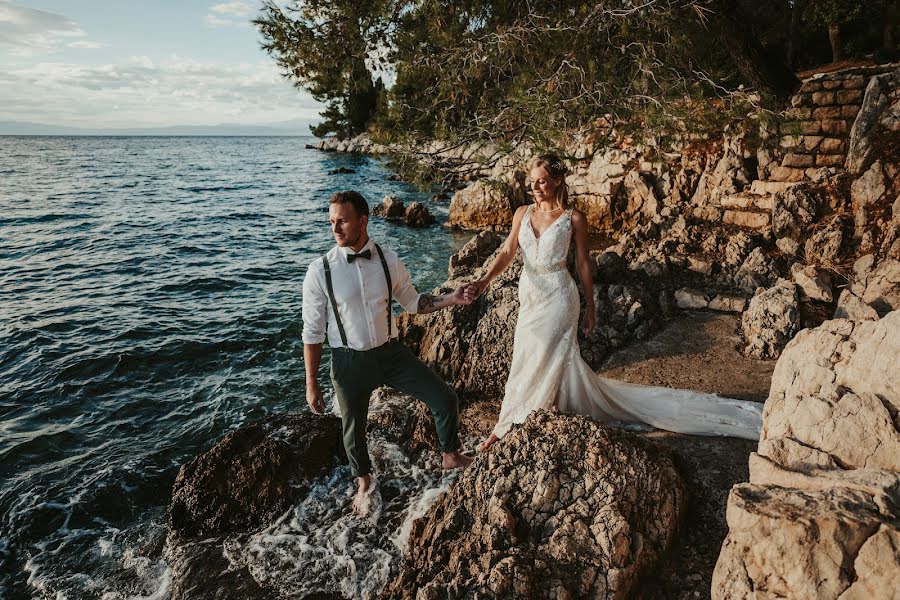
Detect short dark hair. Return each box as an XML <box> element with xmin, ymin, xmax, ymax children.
<box><xmin>329</xmin><ymin>190</ymin><xmax>369</xmax><ymax>216</ymax></box>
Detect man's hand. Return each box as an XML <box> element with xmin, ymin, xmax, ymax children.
<box><xmin>451</xmin><ymin>283</ymin><xmax>478</xmax><ymax>306</ymax></box>
<box><xmin>306</xmin><ymin>382</ymin><xmax>325</xmax><ymax>414</ymax></box>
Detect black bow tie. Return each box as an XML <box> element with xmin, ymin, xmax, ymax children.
<box><xmin>346</xmin><ymin>249</ymin><xmax>371</xmax><ymax>263</ymax></box>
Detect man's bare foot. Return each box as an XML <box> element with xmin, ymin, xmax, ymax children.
<box><xmin>478</xmin><ymin>433</ymin><xmax>499</xmax><ymax>452</ymax></box>
<box><xmin>441</xmin><ymin>450</ymin><xmax>474</xmax><ymax>470</ymax></box>
<box><xmin>352</xmin><ymin>475</ymin><xmax>373</xmax><ymax>515</ymax></box>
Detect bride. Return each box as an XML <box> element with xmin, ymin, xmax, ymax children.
<box><xmin>469</xmin><ymin>154</ymin><xmax>763</xmax><ymax>450</ymax></box>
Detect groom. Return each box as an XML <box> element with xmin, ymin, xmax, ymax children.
<box><xmin>302</xmin><ymin>191</ymin><xmax>475</xmax><ymax>514</ymax></box>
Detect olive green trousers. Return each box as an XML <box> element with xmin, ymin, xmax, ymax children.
<box><xmin>330</xmin><ymin>339</ymin><xmax>460</xmax><ymax>477</ymax></box>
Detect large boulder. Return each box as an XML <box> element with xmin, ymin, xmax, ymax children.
<box><xmin>381</xmin><ymin>410</ymin><xmax>686</xmax><ymax>599</ymax></box>
<box><xmin>846</xmin><ymin>71</ymin><xmax>894</xmax><ymax>174</ymax></box>
<box><xmin>740</xmin><ymin>279</ymin><xmax>800</xmax><ymax>359</ymax></box>
<box><xmin>849</xmin><ymin>255</ymin><xmax>900</xmax><ymax>317</ymax></box>
<box><xmin>165</xmin><ymin>413</ymin><xmax>345</xmax><ymax>600</ymax></box>
<box><xmin>168</xmin><ymin>413</ymin><xmax>344</xmax><ymax>538</ymax></box>
<box><xmin>760</xmin><ymin>312</ymin><xmax>900</xmax><ymax>471</ymax></box>
<box><xmin>713</xmin><ymin>311</ymin><xmax>900</xmax><ymax>600</ymax></box>
<box><xmin>448</xmin><ymin>177</ymin><xmax>528</xmax><ymax>231</ymax></box>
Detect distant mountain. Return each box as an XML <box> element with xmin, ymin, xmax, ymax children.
<box><xmin>0</xmin><ymin>119</ymin><xmax>318</xmax><ymax>136</ymax></box>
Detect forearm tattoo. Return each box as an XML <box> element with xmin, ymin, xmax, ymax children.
<box><xmin>417</xmin><ymin>293</ymin><xmax>439</xmax><ymax>312</ymax></box>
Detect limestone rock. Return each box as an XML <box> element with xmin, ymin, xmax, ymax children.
<box><xmin>447</xmin><ymin>231</ymin><xmax>503</xmax><ymax>280</ymax></box>
<box><xmin>712</xmin><ymin>483</ymin><xmax>898</xmax><ymax>600</ymax></box>
<box><xmin>708</xmin><ymin>293</ymin><xmax>747</xmax><ymax>313</ymax></box>
<box><xmin>761</xmin><ymin>311</ymin><xmax>900</xmax><ymax>471</ymax></box>
<box><xmin>851</xmin><ymin>161</ymin><xmax>887</xmax><ymax>239</ymax></box>
<box><xmin>733</xmin><ymin>247</ymin><xmax>779</xmax><ymax>292</ymax></box>
<box><xmin>740</xmin><ymin>279</ymin><xmax>800</xmax><ymax>359</ymax></box>
<box><xmin>674</xmin><ymin>287</ymin><xmax>709</xmax><ymax>309</ymax></box>
<box><xmin>714</xmin><ymin>311</ymin><xmax>900</xmax><ymax>600</ymax></box>
<box><xmin>381</xmin><ymin>411</ymin><xmax>686</xmax><ymax>600</ymax></box>
<box><xmin>790</xmin><ymin>263</ymin><xmax>833</xmax><ymax>302</ymax></box>
<box><xmin>776</xmin><ymin>236</ymin><xmax>800</xmax><ymax>257</ymax></box>
<box><xmin>833</xmin><ymin>290</ymin><xmax>880</xmax><ymax>321</ymax></box>
<box><xmin>772</xmin><ymin>185</ymin><xmax>821</xmax><ymax>239</ymax></box>
<box><xmin>850</xmin><ymin>256</ymin><xmax>900</xmax><ymax>316</ymax></box>
<box><xmin>847</xmin><ymin>73</ymin><xmax>891</xmax><ymax>174</ymax></box>
<box><xmin>803</xmin><ymin>216</ymin><xmax>844</xmax><ymax>266</ymax></box>
<box><xmin>448</xmin><ymin>178</ymin><xmax>527</xmax><ymax>231</ymax></box>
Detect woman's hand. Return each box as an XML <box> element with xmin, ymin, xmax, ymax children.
<box><xmin>581</xmin><ymin>307</ymin><xmax>597</xmax><ymax>336</ymax></box>
<box><xmin>467</xmin><ymin>279</ymin><xmax>489</xmax><ymax>299</ymax></box>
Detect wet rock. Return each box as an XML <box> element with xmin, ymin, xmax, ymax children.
<box><xmin>165</xmin><ymin>413</ymin><xmax>345</xmax><ymax>600</ymax></box>
<box><xmin>374</xmin><ymin>195</ymin><xmax>406</xmax><ymax>219</ymax></box>
<box><xmin>373</xmin><ymin>196</ymin><xmax>436</xmax><ymax>227</ymax></box>
<box><xmin>328</xmin><ymin>167</ymin><xmax>356</xmax><ymax>175</ymax></box>
<box><xmin>381</xmin><ymin>410</ymin><xmax>686</xmax><ymax>600</ymax></box>
<box><xmin>168</xmin><ymin>413</ymin><xmax>344</xmax><ymax>539</ymax></box>
<box><xmin>404</xmin><ymin>201</ymin><xmax>436</xmax><ymax>227</ymax></box>
<box><xmin>790</xmin><ymin>263</ymin><xmax>833</xmax><ymax>302</ymax></box>
<box><xmin>740</xmin><ymin>279</ymin><xmax>800</xmax><ymax>359</ymax></box>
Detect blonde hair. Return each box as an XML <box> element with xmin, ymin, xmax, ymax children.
<box><xmin>529</xmin><ymin>153</ymin><xmax>570</xmax><ymax>209</ymax></box>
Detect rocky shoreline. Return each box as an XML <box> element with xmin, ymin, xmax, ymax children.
<box><xmin>162</xmin><ymin>65</ymin><xmax>900</xmax><ymax>599</ymax></box>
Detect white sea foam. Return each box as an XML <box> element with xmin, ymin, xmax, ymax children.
<box><xmin>226</xmin><ymin>430</ymin><xmax>468</xmax><ymax>599</ymax></box>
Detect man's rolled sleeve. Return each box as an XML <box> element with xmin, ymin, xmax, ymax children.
<box><xmin>392</xmin><ymin>254</ymin><xmax>422</xmax><ymax>314</ymax></box>
<box><xmin>301</xmin><ymin>260</ymin><xmax>328</xmax><ymax>344</ymax></box>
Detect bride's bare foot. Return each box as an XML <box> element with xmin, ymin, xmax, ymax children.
<box><xmin>441</xmin><ymin>450</ymin><xmax>474</xmax><ymax>470</ymax></box>
<box><xmin>478</xmin><ymin>433</ymin><xmax>498</xmax><ymax>452</ymax></box>
<box><xmin>352</xmin><ymin>475</ymin><xmax>373</xmax><ymax>516</ymax></box>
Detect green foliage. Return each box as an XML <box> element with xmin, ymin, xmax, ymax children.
<box><xmin>254</xmin><ymin>0</ymin><xmax>395</xmax><ymax>138</ymax></box>
<box><xmin>258</xmin><ymin>0</ymin><xmax>894</xmax><ymax>166</ymax></box>
<box><xmin>803</xmin><ymin>0</ymin><xmax>864</xmax><ymax>26</ymax></box>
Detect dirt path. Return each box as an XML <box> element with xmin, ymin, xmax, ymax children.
<box><xmin>599</xmin><ymin>310</ymin><xmax>776</xmax><ymax>600</ymax></box>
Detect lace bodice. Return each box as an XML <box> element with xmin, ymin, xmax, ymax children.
<box><xmin>518</xmin><ymin>205</ymin><xmax>573</xmax><ymax>274</ymax></box>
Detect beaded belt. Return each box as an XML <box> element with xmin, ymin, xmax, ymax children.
<box><xmin>523</xmin><ymin>260</ymin><xmax>567</xmax><ymax>275</ymax></box>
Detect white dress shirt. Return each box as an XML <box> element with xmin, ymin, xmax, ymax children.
<box><xmin>302</xmin><ymin>239</ymin><xmax>422</xmax><ymax>350</ymax></box>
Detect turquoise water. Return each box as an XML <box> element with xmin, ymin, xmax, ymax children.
<box><xmin>0</xmin><ymin>136</ymin><xmax>471</xmax><ymax>598</ymax></box>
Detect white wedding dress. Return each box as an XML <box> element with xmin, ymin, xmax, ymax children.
<box><xmin>493</xmin><ymin>205</ymin><xmax>763</xmax><ymax>441</ymax></box>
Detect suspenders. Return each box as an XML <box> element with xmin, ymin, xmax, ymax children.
<box><xmin>321</xmin><ymin>243</ymin><xmax>393</xmax><ymax>348</ymax></box>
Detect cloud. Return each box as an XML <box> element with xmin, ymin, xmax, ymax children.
<box><xmin>0</xmin><ymin>55</ymin><xmax>322</xmax><ymax>127</ymax></box>
<box><xmin>0</xmin><ymin>1</ymin><xmax>88</xmax><ymax>55</ymax></box>
<box><xmin>204</xmin><ymin>13</ymin><xmax>234</xmax><ymax>28</ymax></box>
<box><xmin>205</xmin><ymin>1</ymin><xmax>256</xmax><ymax>27</ymax></box>
<box><xmin>68</xmin><ymin>40</ymin><xmax>107</xmax><ymax>49</ymax></box>
<box><xmin>209</xmin><ymin>1</ymin><xmax>256</xmax><ymax>17</ymax></box>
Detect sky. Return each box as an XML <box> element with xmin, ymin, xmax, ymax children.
<box><xmin>0</xmin><ymin>0</ymin><xmax>324</xmax><ymax>129</ymax></box>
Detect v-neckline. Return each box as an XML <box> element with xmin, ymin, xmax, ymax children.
<box><xmin>528</xmin><ymin>205</ymin><xmax>567</xmax><ymax>240</ymax></box>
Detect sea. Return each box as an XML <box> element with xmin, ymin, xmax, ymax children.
<box><xmin>0</xmin><ymin>136</ymin><xmax>473</xmax><ymax>598</ymax></box>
